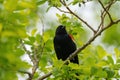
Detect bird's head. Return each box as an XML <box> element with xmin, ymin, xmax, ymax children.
<box><xmin>55</xmin><ymin>25</ymin><xmax>67</xmax><ymax>35</ymax></box>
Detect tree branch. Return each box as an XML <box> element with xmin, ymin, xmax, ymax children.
<box><xmin>20</xmin><ymin>39</ymin><xmax>39</xmax><ymax>80</ymax></box>
<box><xmin>98</xmin><ymin>0</ymin><xmax>113</xmax><ymax>23</ymax></box>
<box><xmin>97</xmin><ymin>0</ymin><xmax>116</xmax><ymax>32</ymax></box>
<box><xmin>56</xmin><ymin>7</ymin><xmax>69</xmax><ymax>13</ymax></box>
<box><xmin>59</xmin><ymin>0</ymin><xmax>96</xmax><ymax>33</ymax></box>
<box><xmin>20</xmin><ymin>39</ymin><xmax>35</xmax><ymax>63</ymax></box>
<box><xmin>38</xmin><ymin>72</ymin><xmax>52</xmax><ymax>80</ymax></box>
<box><xmin>18</xmin><ymin>70</ymin><xmax>32</xmax><ymax>79</ymax></box>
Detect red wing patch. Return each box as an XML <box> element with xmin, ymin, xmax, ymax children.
<box><xmin>69</xmin><ymin>34</ymin><xmax>74</xmax><ymax>40</ymax></box>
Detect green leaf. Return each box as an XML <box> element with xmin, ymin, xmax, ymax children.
<box><xmin>31</xmin><ymin>28</ymin><xmax>37</xmax><ymax>36</ymax></box>
<box><xmin>116</xmin><ymin>58</ymin><xmax>120</xmax><ymax>63</ymax></box>
<box><xmin>17</xmin><ymin>29</ymin><xmax>28</xmax><ymax>38</ymax></box>
<box><xmin>0</xmin><ymin>23</ymin><xmax>2</xmax><ymax>33</ymax></box>
<box><xmin>28</xmin><ymin>36</ymin><xmax>35</xmax><ymax>44</ymax></box>
<box><xmin>97</xmin><ymin>45</ymin><xmax>107</xmax><ymax>59</ymax></box>
<box><xmin>37</xmin><ymin>0</ymin><xmax>46</xmax><ymax>5</ymax></box>
<box><xmin>91</xmin><ymin>66</ymin><xmax>98</xmax><ymax>75</ymax></box>
<box><xmin>18</xmin><ymin>1</ymin><xmax>36</xmax><ymax>9</ymax></box>
<box><xmin>3</xmin><ymin>0</ymin><xmax>18</xmax><ymax>11</ymax></box>
<box><xmin>17</xmin><ymin>9</ymin><xmax>31</xmax><ymax>16</ymax></box>
<box><xmin>72</xmin><ymin>0</ymin><xmax>82</xmax><ymax>5</ymax></box>
<box><xmin>48</xmin><ymin>0</ymin><xmax>61</xmax><ymax>7</ymax></box>
<box><xmin>2</xmin><ymin>30</ymin><xmax>18</xmax><ymax>37</ymax></box>
<box><xmin>56</xmin><ymin>13</ymin><xmax>61</xmax><ymax>18</ymax></box>
<box><xmin>53</xmin><ymin>59</ymin><xmax>64</xmax><ymax>69</ymax></box>
<box><xmin>24</xmin><ymin>40</ymin><xmax>32</xmax><ymax>45</ymax></box>
<box><xmin>43</xmin><ymin>30</ymin><xmax>53</xmax><ymax>42</ymax></box>
<box><xmin>96</xmin><ymin>68</ymin><xmax>107</xmax><ymax>78</ymax></box>
<box><xmin>114</xmin><ymin>64</ymin><xmax>120</xmax><ymax>70</ymax></box>
<box><xmin>39</xmin><ymin>55</ymin><xmax>48</xmax><ymax>70</ymax></box>
<box><xmin>107</xmin><ymin>56</ymin><xmax>114</xmax><ymax>65</ymax></box>
<box><xmin>83</xmin><ymin>57</ymin><xmax>96</xmax><ymax>66</ymax></box>
<box><xmin>114</xmin><ymin>48</ymin><xmax>120</xmax><ymax>60</ymax></box>
<box><xmin>102</xmin><ymin>25</ymin><xmax>120</xmax><ymax>46</ymax></box>
<box><xmin>103</xmin><ymin>67</ymin><xmax>115</xmax><ymax>78</ymax></box>
<box><xmin>36</xmin><ymin>34</ymin><xmax>42</xmax><ymax>43</ymax></box>
<box><xmin>68</xmin><ymin>63</ymin><xmax>79</xmax><ymax>70</ymax></box>
<box><xmin>53</xmin><ymin>67</ymin><xmax>62</xmax><ymax>78</ymax></box>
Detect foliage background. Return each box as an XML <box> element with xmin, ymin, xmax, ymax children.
<box><xmin>0</xmin><ymin>0</ymin><xmax>120</xmax><ymax>80</ymax></box>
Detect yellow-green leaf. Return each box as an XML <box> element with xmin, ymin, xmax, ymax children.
<box><xmin>114</xmin><ymin>48</ymin><xmax>120</xmax><ymax>60</ymax></box>
<box><xmin>31</xmin><ymin>28</ymin><xmax>37</xmax><ymax>36</ymax></box>
<box><xmin>4</xmin><ymin>0</ymin><xmax>18</xmax><ymax>12</ymax></box>
<box><xmin>97</xmin><ymin>45</ymin><xmax>107</xmax><ymax>59</ymax></box>
<box><xmin>0</xmin><ymin>23</ymin><xmax>2</xmax><ymax>33</ymax></box>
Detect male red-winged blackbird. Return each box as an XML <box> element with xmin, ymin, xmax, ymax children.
<box><xmin>53</xmin><ymin>25</ymin><xmax>79</xmax><ymax>64</ymax></box>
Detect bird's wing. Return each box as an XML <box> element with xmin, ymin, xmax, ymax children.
<box><xmin>53</xmin><ymin>37</ymin><xmax>62</xmax><ymax>60</ymax></box>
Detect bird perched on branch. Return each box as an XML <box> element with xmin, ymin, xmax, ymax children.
<box><xmin>53</xmin><ymin>25</ymin><xmax>79</xmax><ymax>64</ymax></box>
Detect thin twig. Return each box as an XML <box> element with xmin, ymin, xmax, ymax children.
<box><xmin>56</xmin><ymin>7</ymin><xmax>69</xmax><ymax>13</ymax></box>
<box><xmin>97</xmin><ymin>10</ymin><xmax>104</xmax><ymax>32</ymax></box>
<box><xmin>20</xmin><ymin>39</ymin><xmax>39</xmax><ymax>80</ymax></box>
<box><xmin>29</xmin><ymin>62</ymin><xmax>39</xmax><ymax>80</ymax></box>
<box><xmin>38</xmin><ymin>72</ymin><xmax>52</xmax><ymax>80</ymax></box>
<box><xmin>59</xmin><ymin>0</ymin><xmax>96</xmax><ymax>33</ymax></box>
<box><xmin>98</xmin><ymin>0</ymin><xmax>113</xmax><ymax>22</ymax></box>
<box><xmin>18</xmin><ymin>70</ymin><xmax>32</xmax><ymax>79</ymax></box>
<box><xmin>97</xmin><ymin>0</ymin><xmax>116</xmax><ymax>32</ymax></box>
<box><xmin>20</xmin><ymin>39</ymin><xmax>35</xmax><ymax>63</ymax></box>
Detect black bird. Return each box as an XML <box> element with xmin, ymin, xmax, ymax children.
<box><xmin>53</xmin><ymin>25</ymin><xmax>79</xmax><ymax>64</ymax></box>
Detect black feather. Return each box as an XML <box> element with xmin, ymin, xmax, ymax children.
<box><xmin>53</xmin><ymin>25</ymin><xmax>79</xmax><ymax>64</ymax></box>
